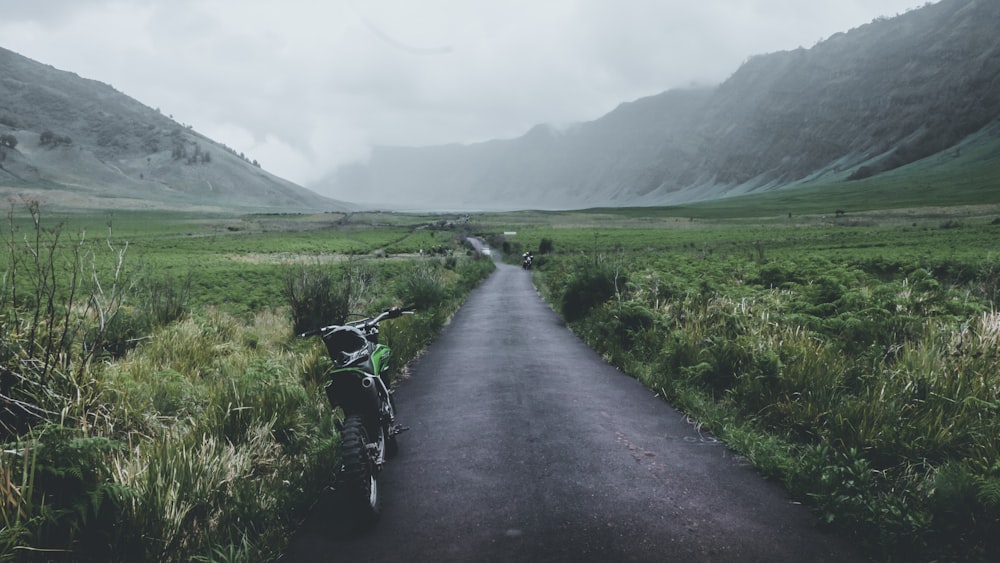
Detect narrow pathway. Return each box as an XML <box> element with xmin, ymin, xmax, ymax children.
<box><xmin>282</xmin><ymin>264</ymin><xmax>864</xmax><ymax>562</ymax></box>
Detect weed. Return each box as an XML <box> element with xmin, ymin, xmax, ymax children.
<box><xmin>396</xmin><ymin>263</ymin><xmax>447</xmax><ymax>310</ymax></box>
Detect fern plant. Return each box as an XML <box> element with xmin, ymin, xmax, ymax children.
<box><xmin>7</xmin><ymin>424</ymin><xmax>132</xmax><ymax>555</ymax></box>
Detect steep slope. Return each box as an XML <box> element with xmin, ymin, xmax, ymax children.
<box><xmin>684</xmin><ymin>0</ymin><xmax>1000</xmax><ymax>192</ymax></box>
<box><xmin>317</xmin><ymin>0</ymin><xmax>1000</xmax><ymax>210</ymax></box>
<box><xmin>0</xmin><ymin>47</ymin><xmax>348</xmax><ymax>212</ymax></box>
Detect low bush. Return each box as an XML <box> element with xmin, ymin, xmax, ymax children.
<box><xmin>141</xmin><ymin>270</ymin><xmax>192</xmax><ymax>326</ymax></box>
<box><xmin>397</xmin><ymin>263</ymin><xmax>447</xmax><ymax>310</ymax></box>
<box><xmin>560</xmin><ymin>260</ymin><xmax>621</xmax><ymax>322</ymax></box>
<box><xmin>283</xmin><ymin>265</ymin><xmax>350</xmax><ymax>335</ymax></box>
<box><xmin>0</xmin><ymin>425</ymin><xmax>130</xmax><ymax>557</ymax></box>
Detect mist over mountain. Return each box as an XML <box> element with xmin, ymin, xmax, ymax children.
<box><xmin>0</xmin><ymin>47</ymin><xmax>347</xmax><ymax>212</ymax></box>
<box><xmin>318</xmin><ymin>0</ymin><xmax>1000</xmax><ymax>211</ymax></box>
<box><xmin>2</xmin><ymin>0</ymin><xmax>996</xmax><ymax>214</ymax></box>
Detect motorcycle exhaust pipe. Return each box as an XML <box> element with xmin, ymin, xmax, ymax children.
<box><xmin>361</xmin><ymin>376</ymin><xmax>376</xmax><ymax>389</ymax></box>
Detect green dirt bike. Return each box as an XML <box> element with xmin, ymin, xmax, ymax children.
<box><xmin>300</xmin><ymin>306</ymin><xmax>413</xmax><ymax>528</ymax></box>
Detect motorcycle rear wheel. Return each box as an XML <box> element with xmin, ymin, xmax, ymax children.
<box><xmin>338</xmin><ymin>414</ymin><xmax>382</xmax><ymax>527</ymax></box>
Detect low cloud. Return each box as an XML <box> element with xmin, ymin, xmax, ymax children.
<box><xmin>0</xmin><ymin>0</ymin><xmax>930</xmax><ymax>187</ymax></box>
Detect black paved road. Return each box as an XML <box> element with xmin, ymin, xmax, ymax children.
<box><xmin>282</xmin><ymin>263</ymin><xmax>865</xmax><ymax>562</ymax></box>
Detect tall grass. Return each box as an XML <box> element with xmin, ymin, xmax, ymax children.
<box><xmin>539</xmin><ymin>246</ymin><xmax>1000</xmax><ymax>561</ymax></box>
<box><xmin>1</xmin><ymin>205</ymin><xmax>496</xmax><ymax>560</ymax></box>
<box><xmin>284</xmin><ymin>264</ymin><xmax>351</xmax><ymax>335</ymax></box>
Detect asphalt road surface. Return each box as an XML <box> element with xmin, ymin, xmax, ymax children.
<box><xmin>282</xmin><ymin>263</ymin><xmax>865</xmax><ymax>562</ymax></box>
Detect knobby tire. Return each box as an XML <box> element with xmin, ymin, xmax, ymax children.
<box><xmin>338</xmin><ymin>414</ymin><xmax>381</xmax><ymax>528</ymax></box>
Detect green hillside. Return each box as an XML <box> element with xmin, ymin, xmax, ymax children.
<box><xmin>575</xmin><ymin>128</ymin><xmax>1000</xmax><ymax>221</ymax></box>
<box><xmin>0</xmin><ymin>47</ymin><xmax>347</xmax><ymax>212</ymax></box>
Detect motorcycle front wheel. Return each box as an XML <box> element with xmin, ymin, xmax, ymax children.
<box><xmin>337</xmin><ymin>414</ymin><xmax>382</xmax><ymax>527</ymax></box>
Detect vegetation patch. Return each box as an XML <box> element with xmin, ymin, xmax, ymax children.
<box><xmin>6</xmin><ymin>199</ymin><xmax>999</xmax><ymax>561</ymax></box>
<box><xmin>0</xmin><ymin>204</ymin><xmax>494</xmax><ymax>561</ymax></box>
<box><xmin>528</xmin><ymin>211</ymin><xmax>1000</xmax><ymax>562</ymax></box>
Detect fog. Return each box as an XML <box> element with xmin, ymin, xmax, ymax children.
<box><xmin>0</xmin><ymin>0</ymin><xmax>932</xmax><ymax>195</ymax></box>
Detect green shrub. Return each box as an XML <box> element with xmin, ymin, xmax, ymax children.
<box><xmin>756</xmin><ymin>262</ymin><xmax>804</xmax><ymax>287</ymax></box>
<box><xmin>397</xmin><ymin>264</ymin><xmax>447</xmax><ymax>310</ymax></box>
<box><xmin>455</xmin><ymin>256</ymin><xmax>496</xmax><ymax>295</ymax></box>
<box><xmin>140</xmin><ymin>271</ymin><xmax>192</xmax><ymax>326</ymax></box>
<box><xmin>283</xmin><ymin>265</ymin><xmax>349</xmax><ymax>335</ymax></box>
<box><xmin>930</xmin><ymin>462</ymin><xmax>984</xmax><ymax>545</ymax></box>
<box><xmin>615</xmin><ymin>300</ymin><xmax>655</xmax><ymax>344</ymax></box>
<box><xmin>86</xmin><ymin>307</ymin><xmax>153</xmax><ymax>359</ymax></box>
<box><xmin>560</xmin><ymin>262</ymin><xmax>620</xmax><ymax>322</ymax></box>
<box><xmin>150</xmin><ymin>369</ymin><xmax>199</xmax><ymax>417</ymax></box>
<box><xmin>3</xmin><ymin>425</ymin><xmax>132</xmax><ymax>556</ymax></box>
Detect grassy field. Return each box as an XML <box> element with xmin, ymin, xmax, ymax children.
<box><xmin>0</xmin><ymin>205</ymin><xmax>493</xmax><ymax>561</ymax></box>
<box><xmin>3</xmin><ymin>180</ymin><xmax>1000</xmax><ymax>561</ymax></box>
<box><xmin>510</xmin><ymin>203</ymin><xmax>1000</xmax><ymax>561</ymax></box>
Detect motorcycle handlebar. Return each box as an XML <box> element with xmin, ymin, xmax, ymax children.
<box><xmin>380</xmin><ymin>306</ymin><xmax>415</xmax><ymax>321</ymax></box>
<box><xmin>299</xmin><ymin>307</ymin><xmax>415</xmax><ymax>338</ymax></box>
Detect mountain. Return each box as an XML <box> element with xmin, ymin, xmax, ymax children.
<box><xmin>317</xmin><ymin>0</ymin><xmax>1000</xmax><ymax>211</ymax></box>
<box><xmin>0</xmin><ymin>47</ymin><xmax>348</xmax><ymax>212</ymax></box>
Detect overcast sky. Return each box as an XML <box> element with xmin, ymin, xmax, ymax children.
<box><xmin>2</xmin><ymin>0</ymin><xmax>931</xmax><ymax>191</ymax></box>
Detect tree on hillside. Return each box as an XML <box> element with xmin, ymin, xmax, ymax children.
<box><xmin>0</xmin><ymin>134</ymin><xmax>17</xmax><ymax>149</ymax></box>
<box><xmin>38</xmin><ymin>131</ymin><xmax>71</xmax><ymax>147</ymax></box>
<box><xmin>172</xmin><ymin>141</ymin><xmax>187</xmax><ymax>161</ymax></box>
<box><xmin>187</xmin><ymin>143</ymin><xmax>202</xmax><ymax>164</ymax></box>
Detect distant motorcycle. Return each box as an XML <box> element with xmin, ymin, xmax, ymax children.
<box><xmin>300</xmin><ymin>306</ymin><xmax>413</xmax><ymax>528</ymax></box>
<box><xmin>522</xmin><ymin>252</ymin><xmax>534</xmax><ymax>270</ymax></box>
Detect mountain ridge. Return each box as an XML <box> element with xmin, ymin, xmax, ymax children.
<box><xmin>0</xmin><ymin>46</ymin><xmax>349</xmax><ymax>212</ymax></box>
<box><xmin>318</xmin><ymin>0</ymin><xmax>1000</xmax><ymax>211</ymax></box>
<box><xmin>2</xmin><ymin>0</ymin><xmax>998</xmax><ymax>213</ymax></box>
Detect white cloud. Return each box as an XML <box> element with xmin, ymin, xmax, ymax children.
<box><xmin>0</xmin><ymin>0</ymin><xmax>933</xmax><ymax>187</ymax></box>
